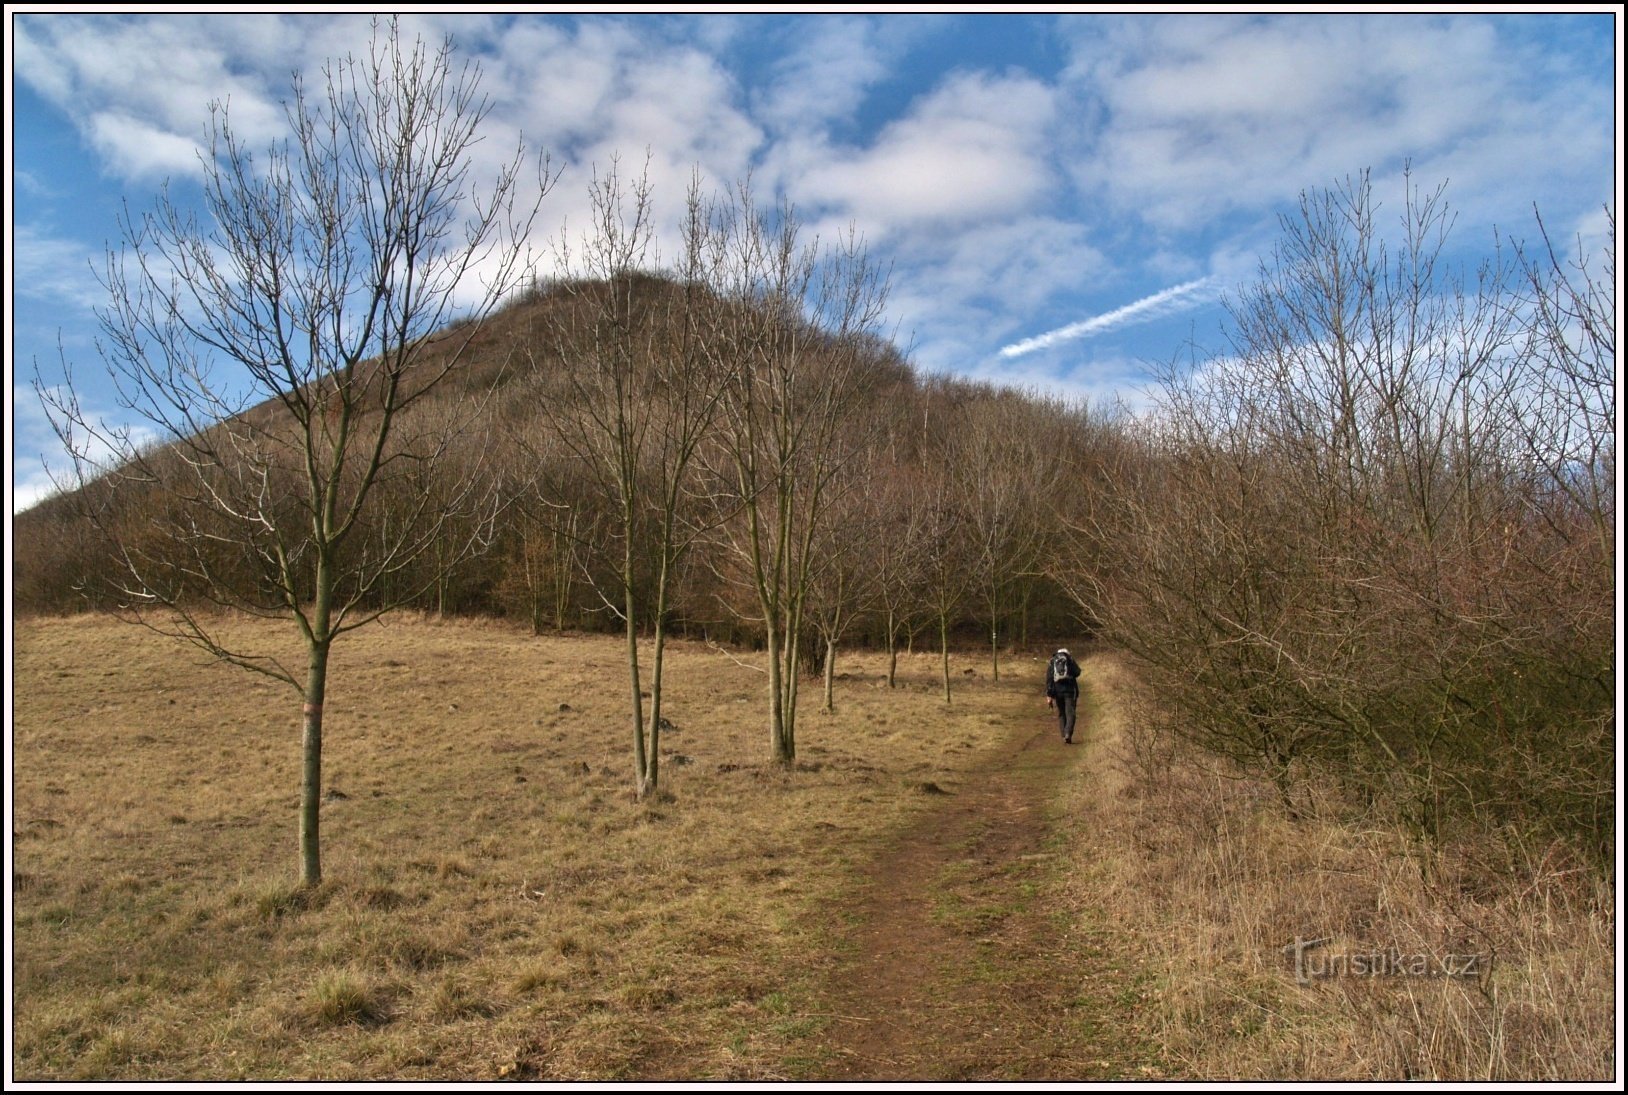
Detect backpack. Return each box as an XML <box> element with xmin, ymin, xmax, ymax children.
<box><xmin>1050</xmin><ymin>652</ymin><xmax>1071</xmax><ymax>686</ymax></box>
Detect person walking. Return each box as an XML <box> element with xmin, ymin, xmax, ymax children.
<box><xmin>1045</xmin><ymin>647</ymin><xmax>1081</xmax><ymax>744</ymax></box>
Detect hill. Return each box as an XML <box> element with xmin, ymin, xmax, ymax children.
<box><xmin>13</xmin><ymin>270</ymin><xmax>1099</xmax><ymax>652</ymax></box>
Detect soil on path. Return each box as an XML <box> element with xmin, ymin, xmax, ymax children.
<box><xmin>807</xmin><ymin>687</ymin><xmax>1162</xmax><ymax>1081</ymax></box>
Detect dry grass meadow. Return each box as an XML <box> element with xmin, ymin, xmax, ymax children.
<box><xmin>11</xmin><ymin>612</ymin><xmax>1615</xmax><ymax>1081</ymax></box>
<box><xmin>11</xmin><ymin>611</ymin><xmax>1049</xmax><ymax>1080</ymax></box>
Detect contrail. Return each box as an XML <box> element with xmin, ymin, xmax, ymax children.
<box><xmin>998</xmin><ymin>276</ymin><xmax>1218</xmax><ymax>359</ymax></box>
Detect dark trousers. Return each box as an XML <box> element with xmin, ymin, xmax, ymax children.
<box><xmin>1054</xmin><ymin>690</ymin><xmax>1077</xmax><ymax>741</ymax></box>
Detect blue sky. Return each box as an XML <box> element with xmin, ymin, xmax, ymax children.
<box><xmin>8</xmin><ymin>10</ymin><xmax>1620</xmax><ymax>512</ymax></box>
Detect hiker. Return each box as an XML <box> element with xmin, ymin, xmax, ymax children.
<box><xmin>1045</xmin><ymin>648</ymin><xmax>1081</xmax><ymax>744</ymax></box>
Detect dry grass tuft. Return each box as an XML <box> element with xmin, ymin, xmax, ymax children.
<box><xmin>305</xmin><ymin>969</ymin><xmax>397</xmax><ymax>1029</ymax></box>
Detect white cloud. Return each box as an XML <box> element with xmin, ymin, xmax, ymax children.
<box><xmin>880</xmin><ymin>216</ymin><xmax>1111</xmax><ymax>375</ymax></box>
<box><xmin>1060</xmin><ymin>15</ymin><xmax>1615</xmax><ymax>234</ymax></box>
<box><xmin>14</xmin><ymin>14</ymin><xmax>312</xmax><ymax>180</ymax></box>
<box><xmin>774</xmin><ymin>70</ymin><xmax>1057</xmax><ymax>236</ymax></box>
<box><xmin>12</xmin><ymin>14</ymin><xmax>519</xmax><ymax>183</ymax></box>
<box><xmin>11</xmin><ymin>383</ymin><xmax>66</xmax><ymax>512</ymax></box>
<box><xmin>471</xmin><ymin>18</ymin><xmax>762</xmax><ymax>272</ymax></box>
<box><xmin>488</xmin><ymin>19</ymin><xmax>760</xmax><ymax>177</ymax></box>
<box><xmin>11</xmin><ymin>18</ymin><xmax>74</xmax><ymax>104</ymax></box>
<box><xmin>607</xmin><ymin>49</ymin><xmax>760</xmax><ymax>171</ymax></box>
<box><xmin>12</xmin><ymin>384</ymin><xmax>158</xmax><ymax>515</ymax></box>
<box><xmin>15</xmin><ymin>169</ymin><xmax>54</xmax><ymax>200</ymax></box>
<box><xmin>999</xmin><ymin>278</ymin><xmax>1221</xmax><ymax>359</ymax></box>
<box><xmin>756</xmin><ymin>16</ymin><xmax>893</xmax><ymax>134</ymax></box>
<box><xmin>13</xmin><ymin>225</ymin><xmax>107</xmax><ymax>313</ymax></box>
<box><xmin>86</xmin><ymin>113</ymin><xmax>205</xmax><ymax>180</ymax></box>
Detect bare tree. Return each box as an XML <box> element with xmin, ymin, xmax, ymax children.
<box><xmin>920</xmin><ymin>498</ymin><xmax>975</xmax><ymax>704</ymax></box>
<box><xmin>498</xmin><ymin>498</ymin><xmax>585</xmax><ymax>635</ymax></box>
<box><xmin>700</xmin><ymin>188</ymin><xmax>892</xmax><ymax>765</ymax></box>
<box><xmin>952</xmin><ymin>392</ymin><xmax>1067</xmax><ymax>680</ymax></box>
<box><xmin>515</xmin><ymin>161</ymin><xmax>724</xmax><ymax>798</ymax></box>
<box><xmin>38</xmin><ymin>19</ymin><xmax>550</xmax><ymax>886</ymax></box>
<box><xmin>910</xmin><ymin>413</ymin><xmax>977</xmax><ymax>704</ymax></box>
<box><xmin>1512</xmin><ymin>206</ymin><xmax>1615</xmax><ymax>560</ymax></box>
<box><xmin>871</xmin><ymin>473</ymin><xmax>932</xmax><ymax>689</ymax></box>
<box><xmin>806</xmin><ymin>459</ymin><xmax>885</xmax><ymax>713</ymax></box>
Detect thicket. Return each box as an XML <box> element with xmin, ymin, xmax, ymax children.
<box><xmin>1061</xmin><ymin>174</ymin><xmax>1614</xmax><ymax>869</ymax></box>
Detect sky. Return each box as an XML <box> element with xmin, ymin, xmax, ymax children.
<box><xmin>7</xmin><ymin>9</ymin><xmax>1621</xmax><ymax>513</ymax></box>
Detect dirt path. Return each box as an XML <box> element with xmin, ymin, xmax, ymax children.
<box><xmin>809</xmin><ymin>688</ymin><xmax>1158</xmax><ymax>1081</ymax></box>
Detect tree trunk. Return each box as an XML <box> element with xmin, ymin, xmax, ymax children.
<box><xmin>300</xmin><ymin>637</ymin><xmax>331</xmax><ymax>888</ymax></box>
<box><xmin>643</xmin><ymin>616</ymin><xmax>667</xmax><ymax>795</ymax></box>
<box><xmin>886</xmin><ymin>608</ymin><xmax>899</xmax><ymax>689</ymax></box>
<box><xmin>624</xmin><ymin>552</ymin><xmax>648</xmax><ymax>796</ymax></box>
<box><xmin>990</xmin><ymin>620</ymin><xmax>1000</xmax><ymax>681</ymax></box>
<box><xmin>783</xmin><ymin>623</ymin><xmax>800</xmax><ymax>762</ymax></box>
<box><xmin>529</xmin><ymin>553</ymin><xmax>544</xmax><ymax>635</ymax></box>
<box><xmin>551</xmin><ymin>521</ymin><xmax>573</xmax><ymax>632</ymax></box>
<box><xmin>940</xmin><ymin>612</ymin><xmax>952</xmax><ymax>704</ymax></box>
<box><xmin>436</xmin><ymin>540</ymin><xmax>449</xmax><ymax>616</ymax></box>
<box><xmin>642</xmin><ymin>542</ymin><xmax>677</xmax><ymax>796</ymax></box>
<box><xmin>823</xmin><ymin>638</ymin><xmax>836</xmax><ymax>713</ymax></box>
<box><xmin>767</xmin><ymin>620</ymin><xmax>791</xmax><ymax>766</ymax></box>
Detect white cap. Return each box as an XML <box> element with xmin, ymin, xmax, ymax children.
<box><xmin>1057</xmin><ymin>648</ymin><xmax>1069</xmax><ymax>655</ymax></box>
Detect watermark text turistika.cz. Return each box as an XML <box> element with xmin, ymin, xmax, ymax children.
<box><xmin>1282</xmin><ymin>937</ymin><xmax>1490</xmax><ymax>986</ymax></box>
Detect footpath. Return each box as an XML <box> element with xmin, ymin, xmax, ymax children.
<box><xmin>809</xmin><ymin>676</ymin><xmax>1164</xmax><ymax>1080</ymax></box>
